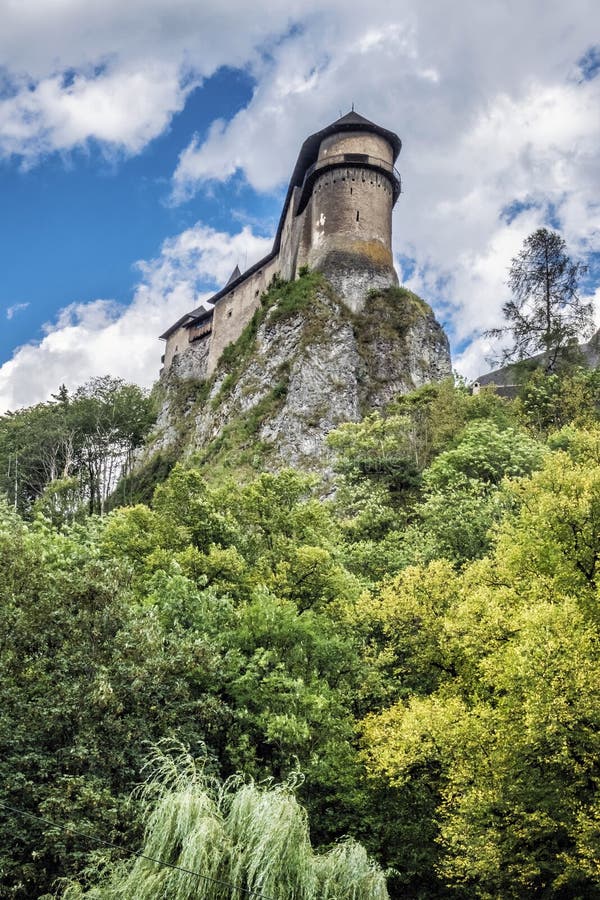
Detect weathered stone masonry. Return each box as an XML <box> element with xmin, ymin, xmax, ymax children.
<box><xmin>159</xmin><ymin>111</ymin><xmax>403</xmax><ymax>379</ymax></box>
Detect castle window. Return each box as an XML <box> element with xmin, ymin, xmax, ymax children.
<box><xmin>356</xmin><ymin>210</ymin><xmax>360</xmax><ymax>222</ymax></box>
<box><xmin>227</xmin><ymin>310</ymin><xmax>232</xmax><ymax>318</ymax></box>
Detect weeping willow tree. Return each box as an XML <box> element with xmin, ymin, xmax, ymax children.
<box><xmin>60</xmin><ymin>743</ymin><xmax>389</xmax><ymax>900</ymax></box>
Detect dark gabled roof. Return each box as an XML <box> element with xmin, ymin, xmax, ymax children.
<box><xmin>160</xmin><ymin>112</ymin><xmax>402</xmax><ymax>339</ymax></box>
<box><xmin>475</xmin><ymin>364</ymin><xmax>521</xmax><ymax>388</ymax></box>
<box><xmin>225</xmin><ymin>264</ymin><xmax>241</xmax><ymax>286</ymax></box>
<box><xmin>159</xmin><ymin>300</ymin><xmax>214</xmax><ymax>341</ymax></box>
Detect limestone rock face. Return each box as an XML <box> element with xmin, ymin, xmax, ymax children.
<box><xmin>316</xmin><ymin>249</ymin><xmax>399</xmax><ymax>315</ymax></box>
<box><xmin>151</xmin><ymin>276</ymin><xmax>451</xmax><ymax>473</ymax></box>
<box><xmin>169</xmin><ymin>334</ymin><xmax>210</xmax><ymax>381</ymax></box>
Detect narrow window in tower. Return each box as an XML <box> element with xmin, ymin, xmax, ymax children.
<box><xmin>356</xmin><ymin>210</ymin><xmax>360</xmax><ymax>222</ymax></box>
<box><xmin>350</xmin><ymin>187</ymin><xmax>353</xmax><ymax>195</ymax></box>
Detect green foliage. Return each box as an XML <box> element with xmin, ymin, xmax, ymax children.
<box><xmin>362</xmin><ymin>286</ymin><xmax>428</xmax><ymax>336</ymax></box>
<box><xmin>3</xmin><ymin>375</ymin><xmax>600</xmax><ymax>899</ymax></box>
<box><xmin>331</xmin><ymin>396</ymin><xmax>541</xmax><ymax>572</ymax></box>
<box><xmin>328</xmin><ymin>378</ymin><xmax>517</xmax><ymax>499</ymax></box>
<box><xmin>0</xmin><ymin>377</ymin><xmax>155</xmax><ymax>517</ymax></box>
<box><xmin>195</xmin><ymin>381</ymin><xmax>290</xmax><ymax>478</ymax></box>
<box><xmin>168</xmin><ymin>377</ymin><xmax>211</xmax><ymax>419</ymax></box>
<box><xmin>0</xmin><ymin>505</ymin><xmax>230</xmax><ymax>898</ymax></box>
<box><xmin>399</xmin><ymin>421</ymin><xmax>544</xmax><ymax>566</ymax></box>
<box><xmin>263</xmin><ymin>269</ymin><xmax>327</xmax><ymax>327</ymax></box>
<box><xmin>32</xmin><ymin>475</ymin><xmax>86</xmax><ymax>526</ymax></box>
<box><xmin>423</xmin><ymin>420</ymin><xmax>543</xmax><ymax>490</ymax></box>
<box><xmin>362</xmin><ymin>442</ymin><xmax>600</xmax><ymax>897</ymax></box>
<box><xmin>328</xmin><ymin>412</ymin><xmax>422</xmax><ymax>499</ymax></box>
<box><xmin>0</xmin><ymin>397</ymin><xmax>73</xmax><ymax>512</ymax></box>
<box><xmin>486</xmin><ymin>227</ymin><xmax>593</xmax><ymax>372</ymax></box>
<box><xmin>109</xmin><ymin>449</ymin><xmax>177</xmax><ymax>509</ymax></box>
<box><xmin>62</xmin><ymin>744</ymin><xmax>389</xmax><ymax>900</ymax></box>
<box><xmin>517</xmin><ymin>366</ymin><xmax>600</xmax><ymax>436</ymax></box>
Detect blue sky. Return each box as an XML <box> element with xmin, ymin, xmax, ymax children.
<box><xmin>0</xmin><ymin>1</ymin><xmax>599</xmax><ymax>411</ymax></box>
<box><xmin>0</xmin><ymin>67</ymin><xmax>278</xmax><ymax>364</ymax></box>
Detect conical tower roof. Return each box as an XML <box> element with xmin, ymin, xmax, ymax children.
<box><xmin>331</xmin><ymin>110</ymin><xmax>381</xmax><ymax>128</ymax></box>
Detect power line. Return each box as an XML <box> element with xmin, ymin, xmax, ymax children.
<box><xmin>0</xmin><ymin>800</ymin><xmax>275</xmax><ymax>900</ymax></box>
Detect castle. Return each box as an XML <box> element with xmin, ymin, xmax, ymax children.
<box><xmin>160</xmin><ymin>111</ymin><xmax>402</xmax><ymax>379</ymax></box>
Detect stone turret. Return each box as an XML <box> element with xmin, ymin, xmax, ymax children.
<box><xmin>290</xmin><ymin>111</ymin><xmax>402</xmax><ymax>312</ymax></box>
<box><xmin>160</xmin><ymin>111</ymin><xmax>407</xmax><ymax>376</ymax></box>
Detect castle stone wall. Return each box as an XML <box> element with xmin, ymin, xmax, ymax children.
<box><xmin>318</xmin><ymin>130</ymin><xmax>393</xmax><ymax>164</ymax></box>
<box><xmin>206</xmin><ymin>255</ymin><xmax>279</xmax><ymax>375</ymax></box>
<box><xmin>277</xmin><ymin>186</ymin><xmax>305</xmax><ymax>281</ymax></box>
<box><xmin>164</xmin><ymin>323</ymin><xmax>192</xmax><ymax>371</ymax></box>
<box><xmin>306</xmin><ymin>165</ymin><xmax>397</xmax><ymax>312</ymax></box>
<box><xmin>169</xmin><ymin>331</ymin><xmax>211</xmax><ymax>381</ymax></box>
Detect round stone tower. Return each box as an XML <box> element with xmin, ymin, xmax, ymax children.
<box><xmin>294</xmin><ymin>111</ymin><xmax>402</xmax><ymax>312</ymax></box>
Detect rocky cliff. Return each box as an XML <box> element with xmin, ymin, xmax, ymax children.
<box><xmin>147</xmin><ymin>271</ymin><xmax>451</xmax><ymax>479</ymax></box>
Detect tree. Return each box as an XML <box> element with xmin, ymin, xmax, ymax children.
<box><xmin>0</xmin><ymin>400</ymin><xmax>76</xmax><ymax>514</ymax></box>
<box><xmin>71</xmin><ymin>377</ymin><xmax>155</xmax><ymax>515</ymax></box>
<box><xmin>0</xmin><ymin>378</ymin><xmax>155</xmax><ymax>517</ymax></box>
<box><xmin>361</xmin><ymin>440</ymin><xmax>600</xmax><ymax>898</ymax></box>
<box><xmin>487</xmin><ymin>228</ymin><xmax>593</xmax><ymax>373</ymax></box>
<box><xmin>61</xmin><ymin>744</ymin><xmax>389</xmax><ymax>900</ymax></box>
<box><xmin>395</xmin><ymin>421</ymin><xmax>544</xmax><ymax>568</ymax></box>
<box><xmin>516</xmin><ymin>367</ymin><xmax>600</xmax><ymax>437</ymax></box>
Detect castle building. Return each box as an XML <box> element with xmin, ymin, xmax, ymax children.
<box><xmin>160</xmin><ymin>111</ymin><xmax>402</xmax><ymax>379</ymax></box>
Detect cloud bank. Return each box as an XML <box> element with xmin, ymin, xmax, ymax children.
<box><xmin>0</xmin><ymin>226</ymin><xmax>271</xmax><ymax>412</ymax></box>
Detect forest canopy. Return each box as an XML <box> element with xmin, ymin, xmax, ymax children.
<box><xmin>0</xmin><ymin>369</ymin><xmax>599</xmax><ymax>899</ymax></box>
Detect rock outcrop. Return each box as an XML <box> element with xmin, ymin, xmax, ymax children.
<box><xmin>148</xmin><ymin>272</ymin><xmax>451</xmax><ymax>476</ymax></box>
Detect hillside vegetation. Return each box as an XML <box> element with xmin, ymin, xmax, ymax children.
<box><xmin>142</xmin><ymin>270</ymin><xmax>450</xmax><ymax>482</ymax></box>
<box><xmin>1</xmin><ymin>369</ymin><xmax>600</xmax><ymax>898</ymax></box>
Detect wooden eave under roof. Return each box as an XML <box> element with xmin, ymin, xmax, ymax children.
<box><xmin>159</xmin><ymin>304</ymin><xmax>214</xmax><ymax>341</ymax></box>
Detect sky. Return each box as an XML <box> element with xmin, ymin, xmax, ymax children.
<box><xmin>0</xmin><ymin>0</ymin><xmax>599</xmax><ymax>413</ymax></box>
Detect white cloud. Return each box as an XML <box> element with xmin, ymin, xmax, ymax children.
<box><xmin>6</xmin><ymin>302</ymin><xmax>29</xmax><ymax>320</ymax></box>
<box><xmin>401</xmin><ymin>78</ymin><xmax>600</xmax><ymax>364</ymax></box>
<box><xmin>0</xmin><ymin>225</ymin><xmax>272</xmax><ymax>412</ymax></box>
<box><xmin>0</xmin><ymin>64</ymin><xmax>195</xmax><ymax>161</ymax></box>
<box><xmin>0</xmin><ymin>0</ymin><xmax>309</xmax><ymax>161</ymax></box>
